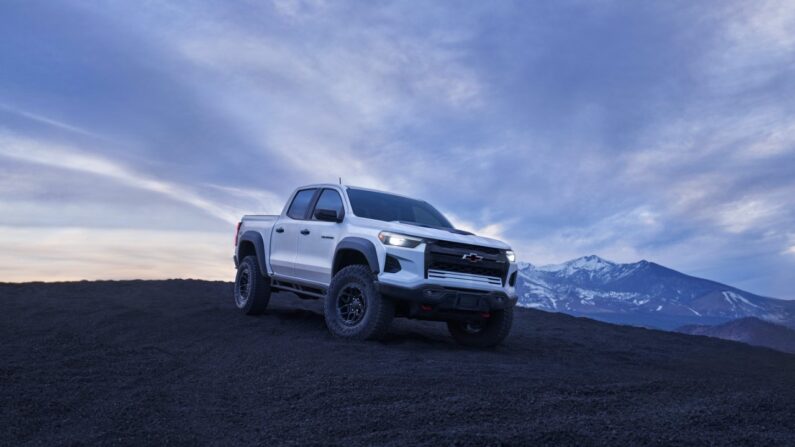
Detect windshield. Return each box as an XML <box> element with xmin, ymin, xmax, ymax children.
<box><xmin>346</xmin><ymin>188</ymin><xmax>453</xmax><ymax>229</ymax></box>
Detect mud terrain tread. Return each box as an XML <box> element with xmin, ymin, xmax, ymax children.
<box><xmin>235</xmin><ymin>256</ymin><xmax>271</xmax><ymax>315</ymax></box>
<box><xmin>325</xmin><ymin>264</ymin><xmax>394</xmax><ymax>340</ymax></box>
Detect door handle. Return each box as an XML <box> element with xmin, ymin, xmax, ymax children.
<box><xmin>300</xmin><ymin>229</ymin><xmax>310</xmax><ymax>235</ymax></box>
<box><xmin>275</xmin><ymin>227</ymin><xmax>284</xmax><ymax>233</ymax></box>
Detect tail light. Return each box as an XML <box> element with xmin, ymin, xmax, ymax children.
<box><xmin>234</xmin><ymin>222</ymin><xmax>241</xmax><ymax>246</ymax></box>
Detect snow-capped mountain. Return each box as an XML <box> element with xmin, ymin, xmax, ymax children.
<box><xmin>516</xmin><ymin>255</ymin><xmax>795</xmax><ymax>330</ymax></box>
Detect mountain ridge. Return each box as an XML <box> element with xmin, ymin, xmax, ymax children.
<box><xmin>677</xmin><ymin>317</ymin><xmax>795</xmax><ymax>354</ymax></box>
<box><xmin>516</xmin><ymin>255</ymin><xmax>795</xmax><ymax>330</ymax></box>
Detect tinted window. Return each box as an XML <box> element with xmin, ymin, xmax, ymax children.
<box><xmin>346</xmin><ymin>188</ymin><xmax>453</xmax><ymax>229</ymax></box>
<box><xmin>287</xmin><ymin>189</ymin><xmax>316</xmax><ymax>219</ymax></box>
<box><xmin>313</xmin><ymin>189</ymin><xmax>344</xmax><ymax>219</ymax></box>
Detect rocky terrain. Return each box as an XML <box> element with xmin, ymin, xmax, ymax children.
<box><xmin>2</xmin><ymin>280</ymin><xmax>795</xmax><ymax>446</ymax></box>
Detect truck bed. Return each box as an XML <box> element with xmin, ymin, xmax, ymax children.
<box><xmin>237</xmin><ymin>215</ymin><xmax>279</xmax><ymax>275</ymax></box>
<box><xmin>241</xmin><ymin>214</ymin><xmax>278</xmax><ymax>221</ymax></box>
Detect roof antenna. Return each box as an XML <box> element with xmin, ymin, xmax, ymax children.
<box><xmin>339</xmin><ymin>177</ymin><xmax>342</xmax><ymax>185</ymax></box>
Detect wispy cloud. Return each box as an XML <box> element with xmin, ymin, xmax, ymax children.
<box><xmin>0</xmin><ymin>103</ymin><xmax>106</xmax><ymax>139</ymax></box>
<box><xmin>0</xmin><ymin>132</ymin><xmax>283</xmax><ymax>223</ymax></box>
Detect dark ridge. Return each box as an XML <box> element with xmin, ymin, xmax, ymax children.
<box><xmin>678</xmin><ymin>317</ymin><xmax>795</xmax><ymax>354</ymax></box>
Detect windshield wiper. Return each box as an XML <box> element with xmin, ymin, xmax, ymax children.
<box><xmin>390</xmin><ymin>220</ymin><xmax>474</xmax><ymax>236</ymax></box>
<box><xmin>390</xmin><ymin>220</ymin><xmax>434</xmax><ymax>228</ymax></box>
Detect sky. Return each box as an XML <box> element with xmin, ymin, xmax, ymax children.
<box><xmin>0</xmin><ymin>1</ymin><xmax>794</xmax><ymax>298</ymax></box>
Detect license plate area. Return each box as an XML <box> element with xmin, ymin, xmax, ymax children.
<box><xmin>456</xmin><ymin>294</ymin><xmax>481</xmax><ymax>310</ymax></box>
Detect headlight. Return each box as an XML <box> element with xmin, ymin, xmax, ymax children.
<box><xmin>505</xmin><ymin>250</ymin><xmax>516</xmax><ymax>263</ymax></box>
<box><xmin>378</xmin><ymin>231</ymin><xmax>423</xmax><ymax>248</ymax></box>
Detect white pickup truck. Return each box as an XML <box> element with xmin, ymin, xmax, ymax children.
<box><xmin>233</xmin><ymin>184</ymin><xmax>518</xmax><ymax>347</ymax></box>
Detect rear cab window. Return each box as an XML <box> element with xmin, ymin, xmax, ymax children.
<box><xmin>286</xmin><ymin>189</ymin><xmax>317</xmax><ymax>219</ymax></box>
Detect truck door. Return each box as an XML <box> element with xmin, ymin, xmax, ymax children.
<box><xmin>294</xmin><ymin>188</ymin><xmax>346</xmax><ymax>284</ymax></box>
<box><xmin>269</xmin><ymin>188</ymin><xmax>318</xmax><ymax>278</ymax></box>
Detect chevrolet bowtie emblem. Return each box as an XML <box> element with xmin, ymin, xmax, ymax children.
<box><xmin>462</xmin><ymin>253</ymin><xmax>484</xmax><ymax>263</ymax></box>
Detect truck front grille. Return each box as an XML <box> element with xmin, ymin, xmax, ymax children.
<box><xmin>425</xmin><ymin>241</ymin><xmax>508</xmax><ymax>286</ymax></box>
<box><xmin>432</xmin><ymin>240</ymin><xmax>502</xmax><ymax>255</ymax></box>
<box><xmin>427</xmin><ymin>262</ymin><xmax>504</xmax><ymax>279</ymax></box>
<box><xmin>427</xmin><ymin>269</ymin><xmax>503</xmax><ymax>286</ymax></box>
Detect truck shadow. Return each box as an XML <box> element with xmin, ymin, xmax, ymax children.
<box><xmin>261</xmin><ymin>296</ymin><xmax>462</xmax><ymax>350</ymax></box>
<box><xmin>378</xmin><ymin>330</ymin><xmax>455</xmax><ymax>348</ymax></box>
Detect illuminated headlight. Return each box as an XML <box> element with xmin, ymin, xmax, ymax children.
<box><xmin>378</xmin><ymin>232</ymin><xmax>423</xmax><ymax>248</ymax></box>
<box><xmin>505</xmin><ymin>250</ymin><xmax>516</xmax><ymax>263</ymax></box>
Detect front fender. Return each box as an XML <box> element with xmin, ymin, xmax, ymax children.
<box><xmin>334</xmin><ymin>237</ymin><xmax>380</xmax><ymax>275</ymax></box>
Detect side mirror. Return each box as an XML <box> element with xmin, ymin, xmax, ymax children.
<box><xmin>314</xmin><ymin>208</ymin><xmax>341</xmax><ymax>223</ymax></box>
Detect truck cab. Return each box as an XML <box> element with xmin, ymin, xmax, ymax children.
<box><xmin>234</xmin><ymin>184</ymin><xmax>518</xmax><ymax>347</ymax></box>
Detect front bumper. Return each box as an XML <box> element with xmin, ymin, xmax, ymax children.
<box><xmin>378</xmin><ymin>282</ymin><xmax>517</xmax><ymax>312</ymax></box>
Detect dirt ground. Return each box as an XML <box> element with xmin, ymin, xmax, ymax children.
<box><xmin>2</xmin><ymin>280</ymin><xmax>794</xmax><ymax>446</ymax></box>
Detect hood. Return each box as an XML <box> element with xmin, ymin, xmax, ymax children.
<box><xmin>376</xmin><ymin>220</ymin><xmax>511</xmax><ymax>250</ymax></box>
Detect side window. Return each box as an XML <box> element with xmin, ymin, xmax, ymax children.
<box><xmin>286</xmin><ymin>189</ymin><xmax>317</xmax><ymax>219</ymax></box>
<box><xmin>313</xmin><ymin>189</ymin><xmax>345</xmax><ymax>219</ymax></box>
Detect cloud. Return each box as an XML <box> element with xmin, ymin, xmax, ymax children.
<box><xmin>1</xmin><ymin>1</ymin><xmax>794</xmax><ymax>297</ymax></box>
<box><xmin>166</xmin><ymin>6</ymin><xmax>483</xmax><ymax>192</ymax></box>
<box><xmin>0</xmin><ymin>132</ymin><xmax>282</xmax><ymax>223</ymax></box>
<box><xmin>0</xmin><ymin>226</ymin><xmax>230</xmax><ymax>282</ymax></box>
<box><xmin>715</xmin><ymin>198</ymin><xmax>783</xmax><ymax>234</ymax></box>
<box><xmin>512</xmin><ymin>207</ymin><xmax>663</xmax><ymax>266</ymax></box>
<box><xmin>0</xmin><ymin>103</ymin><xmax>106</xmax><ymax>139</ymax></box>
<box><xmin>706</xmin><ymin>0</ymin><xmax>795</xmax><ymax>91</ymax></box>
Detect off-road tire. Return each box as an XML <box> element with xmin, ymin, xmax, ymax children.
<box><xmin>234</xmin><ymin>256</ymin><xmax>271</xmax><ymax>315</ymax></box>
<box><xmin>324</xmin><ymin>265</ymin><xmax>394</xmax><ymax>340</ymax></box>
<box><xmin>447</xmin><ymin>306</ymin><xmax>514</xmax><ymax>348</ymax></box>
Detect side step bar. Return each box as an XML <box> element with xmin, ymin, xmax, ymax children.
<box><xmin>271</xmin><ymin>279</ymin><xmax>327</xmax><ymax>299</ymax></box>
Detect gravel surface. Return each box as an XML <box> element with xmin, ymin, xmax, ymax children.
<box><xmin>2</xmin><ymin>280</ymin><xmax>794</xmax><ymax>446</ymax></box>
